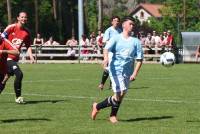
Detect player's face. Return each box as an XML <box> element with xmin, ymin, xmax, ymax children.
<box><xmin>112</xmin><ymin>18</ymin><xmax>120</xmax><ymax>28</ymax></box>
<box><xmin>123</xmin><ymin>20</ymin><xmax>134</xmax><ymax>33</ymax></box>
<box><xmin>17</xmin><ymin>12</ymin><xmax>28</xmax><ymax>25</ymax></box>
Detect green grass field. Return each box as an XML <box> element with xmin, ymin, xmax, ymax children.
<box><xmin>0</xmin><ymin>63</ymin><xmax>200</xmax><ymax>134</ymax></box>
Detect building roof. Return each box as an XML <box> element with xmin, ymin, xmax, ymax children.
<box><xmin>130</xmin><ymin>3</ymin><xmax>163</xmax><ymax>18</ymax></box>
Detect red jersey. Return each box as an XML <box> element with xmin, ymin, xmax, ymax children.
<box><xmin>0</xmin><ymin>40</ymin><xmax>16</xmax><ymax>74</ymax></box>
<box><xmin>166</xmin><ymin>35</ymin><xmax>173</xmax><ymax>46</ymax></box>
<box><xmin>3</xmin><ymin>24</ymin><xmax>31</xmax><ymax>61</ymax></box>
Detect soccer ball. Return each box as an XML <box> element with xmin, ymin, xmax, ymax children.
<box><xmin>160</xmin><ymin>52</ymin><xmax>175</xmax><ymax>67</ymax></box>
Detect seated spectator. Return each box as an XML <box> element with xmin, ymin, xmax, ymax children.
<box><xmin>33</xmin><ymin>33</ymin><xmax>44</xmax><ymax>46</ymax></box>
<box><xmin>166</xmin><ymin>30</ymin><xmax>174</xmax><ymax>49</ymax></box>
<box><xmin>44</xmin><ymin>36</ymin><xmax>60</xmax><ymax>46</ymax></box>
<box><xmin>144</xmin><ymin>33</ymin><xmax>155</xmax><ymax>54</ymax></box>
<box><xmin>195</xmin><ymin>45</ymin><xmax>200</xmax><ymax>62</ymax></box>
<box><xmin>80</xmin><ymin>34</ymin><xmax>89</xmax><ymax>54</ymax></box>
<box><xmin>33</xmin><ymin>33</ymin><xmax>44</xmax><ymax>53</ymax></box>
<box><xmin>66</xmin><ymin>47</ymin><xmax>76</xmax><ymax>60</ymax></box>
<box><xmin>152</xmin><ymin>31</ymin><xmax>162</xmax><ymax>54</ymax></box>
<box><xmin>89</xmin><ymin>32</ymin><xmax>97</xmax><ymax>54</ymax></box>
<box><xmin>66</xmin><ymin>36</ymin><xmax>78</xmax><ymax>46</ymax></box>
<box><xmin>159</xmin><ymin>34</ymin><xmax>166</xmax><ymax>47</ymax></box>
<box><xmin>163</xmin><ymin>31</ymin><xmax>167</xmax><ymax>39</ymax></box>
<box><xmin>139</xmin><ymin>34</ymin><xmax>146</xmax><ymax>47</ymax></box>
<box><xmin>96</xmin><ymin>30</ymin><xmax>104</xmax><ymax>54</ymax></box>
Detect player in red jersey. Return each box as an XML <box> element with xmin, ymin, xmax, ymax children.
<box><xmin>1</xmin><ymin>11</ymin><xmax>35</xmax><ymax>103</ymax></box>
<box><xmin>0</xmin><ymin>39</ymin><xmax>19</xmax><ymax>93</ymax></box>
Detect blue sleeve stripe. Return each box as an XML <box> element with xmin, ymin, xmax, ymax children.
<box><xmin>1</xmin><ymin>32</ymin><xmax>8</xmax><ymax>38</ymax></box>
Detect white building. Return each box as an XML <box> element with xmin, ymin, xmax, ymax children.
<box><xmin>130</xmin><ymin>3</ymin><xmax>163</xmax><ymax>23</ymax></box>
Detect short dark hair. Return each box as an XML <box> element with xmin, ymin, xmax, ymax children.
<box><xmin>111</xmin><ymin>16</ymin><xmax>120</xmax><ymax>22</ymax></box>
<box><xmin>121</xmin><ymin>16</ymin><xmax>135</xmax><ymax>23</ymax></box>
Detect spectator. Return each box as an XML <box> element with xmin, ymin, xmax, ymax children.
<box><xmin>152</xmin><ymin>31</ymin><xmax>161</xmax><ymax>54</ymax></box>
<box><xmin>33</xmin><ymin>33</ymin><xmax>44</xmax><ymax>53</ymax></box>
<box><xmin>96</xmin><ymin>30</ymin><xmax>104</xmax><ymax>54</ymax></box>
<box><xmin>163</xmin><ymin>31</ymin><xmax>167</xmax><ymax>39</ymax></box>
<box><xmin>139</xmin><ymin>33</ymin><xmax>146</xmax><ymax>47</ymax></box>
<box><xmin>144</xmin><ymin>33</ymin><xmax>155</xmax><ymax>54</ymax></box>
<box><xmin>89</xmin><ymin>32</ymin><xmax>97</xmax><ymax>54</ymax></box>
<box><xmin>33</xmin><ymin>33</ymin><xmax>44</xmax><ymax>46</ymax></box>
<box><xmin>80</xmin><ymin>34</ymin><xmax>89</xmax><ymax>54</ymax></box>
<box><xmin>66</xmin><ymin>36</ymin><xmax>78</xmax><ymax>46</ymax></box>
<box><xmin>44</xmin><ymin>36</ymin><xmax>59</xmax><ymax>46</ymax></box>
<box><xmin>166</xmin><ymin>30</ymin><xmax>174</xmax><ymax>49</ymax></box>
<box><xmin>66</xmin><ymin>47</ymin><xmax>76</xmax><ymax>60</ymax></box>
<box><xmin>195</xmin><ymin>45</ymin><xmax>200</xmax><ymax>62</ymax></box>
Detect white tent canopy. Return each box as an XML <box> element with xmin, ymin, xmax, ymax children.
<box><xmin>181</xmin><ymin>32</ymin><xmax>200</xmax><ymax>62</ymax></box>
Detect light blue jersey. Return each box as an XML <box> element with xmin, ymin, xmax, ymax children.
<box><xmin>105</xmin><ymin>33</ymin><xmax>143</xmax><ymax>77</ymax></box>
<box><xmin>103</xmin><ymin>26</ymin><xmax>122</xmax><ymax>42</ymax></box>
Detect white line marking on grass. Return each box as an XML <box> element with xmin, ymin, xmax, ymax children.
<box><xmin>7</xmin><ymin>79</ymin><xmax>81</xmax><ymax>83</ymax></box>
<box><xmin>3</xmin><ymin>92</ymin><xmax>200</xmax><ymax>104</ymax></box>
<box><xmin>144</xmin><ymin>77</ymin><xmax>171</xmax><ymax>80</ymax></box>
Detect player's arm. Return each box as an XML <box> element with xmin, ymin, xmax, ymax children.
<box><xmin>130</xmin><ymin>40</ymin><xmax>143</xmax><ymax>81</ymax></box>
<box><xmin>103</xmin><ymin>48</ymin><xmax>109</xmax><ymax>69</ymax></box>
<box><xmin>1</xmin><ymin>24</ymin><xmax>14</xmax><ymax>39</ymax></box>
<box><xmin>102</xmin><ymin>29</ymin><xmax>110</xmax><ymax>45</ymax></box>
<box><xmin>3</xmin><ymin>41</ymin><xmax>20</xmax><ymax>56</ymax></box>
<box><xmin>130</xmin><ymin>59</ymin><xmax>143</xmax><ymax>81</ymax></box>
<box><xmin>25</xmin><ymin>35</ymin><xmax>35</xmax><ymax>63</ymax></box>
<box><xmin>27</xmin><ymin>46</ymin><xmax>35</xmax><ymax>63</ymax></box>
<box><xmin>103</xmin><ymin>36</ymin><xmax>116</xmax><ymax>69</ymax></box>
<box><xmin>0</xmin><ymin>49</ymin><xmax>19</xmax><ymax>56</ymax></box>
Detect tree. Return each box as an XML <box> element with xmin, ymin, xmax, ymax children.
<box><xmin>6</xmin><ymin>0</ymin><xmax>12</xmax><ymax>24</ymax></box>
<box><xmin>34</xmin><ymin>0</ymin><xmax>39</xmax><ymax>34</ymax></box>
<box><xmin>98</xmin><ymin>0</ymin><xmax>103</xmax><ymax>30</ymax></box>
<box><xmin>52</xmin><ymin>0</ymin><xmax>57</xmax><ymax>20</ymax></box>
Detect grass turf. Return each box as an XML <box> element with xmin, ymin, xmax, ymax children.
<box><xmin>0</xmin><ymin>63</ymin><xmax>200</xmax><ymax>134</ymax></box>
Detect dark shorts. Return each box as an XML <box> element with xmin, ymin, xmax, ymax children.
<box><xmin>7</xmin><ymin>60</ymin><xmax>21</xmax><ymax>76</ymax></box>
<box><xmin>0</xmin><ymin>74</ymin><xmax>5</xmax><ymax>82</ymax></box>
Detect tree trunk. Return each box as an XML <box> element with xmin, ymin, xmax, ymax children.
<box><xmin>6</xmin><ymin>0</ymin><xmax>12</xmax><ymax>24</ymax></box>
<box><xmin>84</xmin><ymin>0</ymin><xmax>88</xmax><ymax>34</ymax></box>
<box><xmin>53</xmin><ymin>0</ymin><xmax>57</xmax><ymax>20</ymax></box>
<box><xmin>34</xmin><ymin>0</ymin><xmax>39</xmax><ymax>34</ymax></box>
<box><xmin>71</xmin><ymin>0</ymin><xmax>75</xmax><ymax>36</ymax></box>
<box><xmin>98</xmin><ymin>0</ymin><xmax>102</xmax><ymax>30</ymax></box>
<box><xmin>58</xmin><ymin>0</ymin><xmax>63</xmax><ymax>41</ymax></box>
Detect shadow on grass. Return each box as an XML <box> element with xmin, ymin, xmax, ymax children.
<box><xmin>186</xmin><ymin>120</ymin><xmax>200</xmax><ymax>123</ymax></box>
<box><xmin>25</xmin><ymin>99</ymin><xmax>67</xmax><ymax>104</ymax></box>
<box><xmin>1</xmin><ymin>118</ymin><xmax>51</xmax><ymax>123</ymax></box>
<box><xmin>129</xmin><ymin>86</ymin><xmax>150</xmax><ymax>90</ymax></box>
<box><xmin>120</xmin><ymin>116</ymin><xmax>174</xmax><ymax>122</ymax></box>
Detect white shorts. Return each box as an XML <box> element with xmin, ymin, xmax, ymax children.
<box><xmin>110</xmin><ymin>75</ymin><xmax>130</xmax><ymax>93</ymax></box>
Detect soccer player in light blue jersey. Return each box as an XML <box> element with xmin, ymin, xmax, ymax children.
<box><xmin>91</xmin><ymin>16</ymin><xmax>143</xmax><ymax>123</ymax></box>
<box><xmin>98</xmin><ymin>16</ymin><xmax>122</xmax><ymax>90</ymax></box>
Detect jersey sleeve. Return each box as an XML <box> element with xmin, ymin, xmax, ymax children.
<box><xmin>102</xmin><ymin>29</ymin><xmax>110</xmax><ymax>43</ymax></box>
<box><xmin>104</xmin><ymin>36</ymin><xmax>117</xmax><ymax>52</ymax></box>
<box><xmin>1</xmin><ymin>24</ymin><xmax>15</xmax><ymax>39</ymax></box>
<box><xmin>134</xmin><ymin>39</ymin><xmax>143</xmax><ymax>60</ymax></box>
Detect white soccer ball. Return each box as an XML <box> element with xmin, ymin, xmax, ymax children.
<box><xmin>160</xmin><ymin>52</ymin><xmax>175</xmax><ymax>67</ymax></box>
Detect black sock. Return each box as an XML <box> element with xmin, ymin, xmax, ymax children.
<box><xmin>96</xmin><ymin>96</ymin><xmax>112</xmax><ymax>110</ymax></box>
<box><xmin>100</xmin><ymin>70</ymin><xmax>109</xmax><ymax>85</ymax></box>
<box><xmin>0</xmin><ymin>83</ymin><xmax>5</xmax><ymax>93</ymax></box>
<box><xmin>14</xmin><ymin>69</ymin><xmax>23</xmax><ymax>98</ymax></box>
<box><xmin>110</xmin><ymin>99</ymin><xmax>121</xmax><ymax>117</ymax></box>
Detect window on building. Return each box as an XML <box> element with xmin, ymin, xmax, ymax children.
<box><xmin>140</xmin><ymin>11</ymin><xmax>144</xmax><ymax>19</ymax></box>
